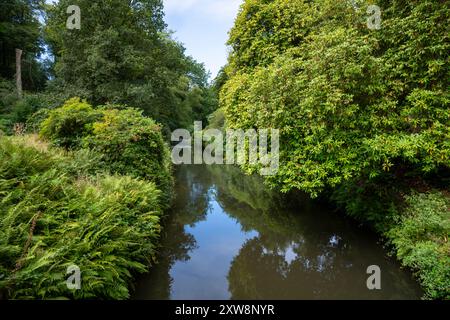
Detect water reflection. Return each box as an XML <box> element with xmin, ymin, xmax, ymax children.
<box><xmin>133</xmin><ymin>165</ymin><xmax>422</xmax><ymax>300</ymax></box>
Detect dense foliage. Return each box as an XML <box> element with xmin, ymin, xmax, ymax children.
<box><xmin>40</xmin><ymin>98</ymin><xmax>173</xmax><ymax>203</ymax></box>
<box><xmin>0</xmin><ymin>135</ymin><xmax>162</xmax><ymax>299</ymax></box>
<box><xmin>39</xmin><ymin>98</ymin><xmax>102</xmax><ymax>149</ymax></box>
<box><xmin>387</xmin><ymin>192</ymin><xmax>450</xmax><ymax>300</ymax></box>
<box><xmin>44</xmin><ymin>0</ymin><xmax>216</xmax><ymax>131</ymax></box>
<box><xmin>223</xmin><ymin>0</ymin><xmax>449</xmax><ymax>195</ymax></box>
<box><xmin>221</xmin><ymin>0</ymin><xmax>449</xmax><ymax>299</ymax></box>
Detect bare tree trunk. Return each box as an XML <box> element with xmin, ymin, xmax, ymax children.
<box><xmin>15</xmin><ymin>48</ymin><xmax>23</xmax><ymax>98</ymax></box>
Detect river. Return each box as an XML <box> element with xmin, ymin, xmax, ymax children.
<box><xmin>133</xmin><ymin>165</ymin><xmax>422</xmax><ymax>300</ymax></box>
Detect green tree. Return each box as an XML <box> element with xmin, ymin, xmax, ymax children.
<box><xmin>0</xmin><ymin>0</ymin><xmax>47</xmax><ymax>91</ymax></box>
<box><xmin>45</xmin><ymin>0</ymin><xmax>215</xmax><ymax>131</ymax></box>
<box><xmin>222</xmin><ymin>0</ymin><xmax>449</xmax><ymax>196</ymax></box>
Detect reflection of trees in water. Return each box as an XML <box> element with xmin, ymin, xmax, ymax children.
<box><xmin>133</xmin><ymin>166</ymin><xmax>213</xmax><ymax>299</ymax></box>
<box><xmin>206</xmin><ymin>165</ymin><xmax>421</xmax><ymax>299</ymax></box>
<box><xmin>172</xmin><ymin>165</ymin><xmax>214</xmax><ymax>226</ymax></box>
<box><xmin>135</xmin><ymin>165</ymin><xmax>421</xmax><ymax>299</ymax></box>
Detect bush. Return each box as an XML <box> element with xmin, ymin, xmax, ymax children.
<box><xmin>221</xmin><ymin>0</ymin><xmax>449</xmax><ymax>298</ymax></box>
<box><xmin>26</xmin><ymin>108</ymin><xmax>50</xmax><ymax>133</ymax></box>
<box><xmin>222</xmin><ymin>0</ymin><xmax>450</xmax><ymax>196</ymax></box>
<box><xmin>0</xmin><ymin>78</ymin><xmax>18</xmax><ymax>115</ymax></box>
<box><xmin>386</xmin><ymin>192</ymin><xmax>450</xmax><ymax>300</ymax></box>
<box><xmin>83</xmin><ymin>108</ymin><xmax>173</xmax><ymax>203</ymax></box>
<box><xmin>0</xmin><ymin>80</ymin><xmax>54</xmax><ymax>134</ymax></box>
<box><xmin>0</xmin><ymin>135</ymin><xmax>162</xmax><ymax>299</ymax></box>
<box><xmin>40</xmin><ymin>97</ymin><xmax>102</xmax><ymax>149</ymax></box>
<box><xmin>40</xmin><ymin>98</ymin><xmax>173</xmax><ymax>204</ymax></box>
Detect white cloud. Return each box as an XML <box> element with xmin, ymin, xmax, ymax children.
<box><xmin>164</xmin><ymin>0</ymin><xmax>242</xmax><ymax>21</ymax></box>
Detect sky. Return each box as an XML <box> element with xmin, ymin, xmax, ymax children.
<box><xmin>163</xmin><ymin>0</ymin><xmax>243</xmax><ymax>79</ymax></box>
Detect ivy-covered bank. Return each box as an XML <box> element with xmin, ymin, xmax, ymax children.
<box><xmin>219</xmin><ymin>0</ymin><xmax>449</xmax><ymax>299</ymax></box>
<box><xmin>0</xmin><ymin>98</ymin><xmax>172</xmax><ymax>299</ymax></box>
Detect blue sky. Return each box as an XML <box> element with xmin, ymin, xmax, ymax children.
<box><xmin>163</xmin><ymin>0</ymin><xmax>242</xmax><ymax>79</ymax></box>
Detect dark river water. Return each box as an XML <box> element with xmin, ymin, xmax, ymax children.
<box><xmin>133</xmin><ymin>165</ymin><xmax>423</xmax><ymax>300</ymax></box>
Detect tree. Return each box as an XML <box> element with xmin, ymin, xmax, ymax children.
<box><xmin>0</xmin><ymin>0</ymin><xmax>46</xmax><ymax>91</ymax></box>
<box><xmin>221</xmin><ymin>0</ymin><xmax>450</xmax><ymax>196</ymax></box>
<box><xmin>15</xmin><ymin>48</ymin><xmax>22</xmax><ymax>97</ymax></box>
<box><xmin>45</xmin><ymin>0</ymin><xmax>216</xmax><ymax>131</ymax></box>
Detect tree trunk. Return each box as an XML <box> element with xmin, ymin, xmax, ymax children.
<box><xmin>15</xmin><ymin>48</ymin><xmax>23</xmax><ymax>98</ymax></box>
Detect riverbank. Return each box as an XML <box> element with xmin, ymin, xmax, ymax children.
<box><xmin>331</xmin><ymin>183</ymin><xmax>450</xmax><ymax>300</ymax></box>
<box><xmin>0</xmin><ymin>99</ymin><xmax>173</xmax><ymax>299</ymax></box>
<box><xmin>218</xmin><ymin>0</ymin><xmax>449</xmax><ymax>300</ymax></box>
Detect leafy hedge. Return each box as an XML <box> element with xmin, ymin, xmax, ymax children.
<box><xmin>0</xmin><ymin>136</ymin><xmax>162</xmax><ymax>299</ymax></box>
<box><xmin>40</xmin><ymin>98</ymin><xmax>173</xmax><ymax>204</ymax></box>
<box><xmin>84</xmin><ymin>108</ymin><xmax>173</xmax><ymax>202</ymax></box>
<box><xmin>40</xmin><ymin>98</ymin><xmax>102</xmax><ymax>149</ymax></box>
<box><xmin>222</xmin><ymin>0</ymin><xmax>449</xmax><ymax>196</ymax></box>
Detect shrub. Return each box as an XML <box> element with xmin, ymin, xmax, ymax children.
<box><xmin>9</xmin><ymin>94</ymin><xmax>49</xmax><ymax>125</ymax></box>
<box><xmin>83</xmin><ymin>108</ymin><xmax>172</xmax><ymax>202</ymax></box>
<box><xmin>222</xmin><ymin>0</ymin><xmax>450</xmax><ymax>196</ymax></box>
<box><xmin>0</xmin><ymin>82</ymin><xmax>54</xmax><ymax>134</ymax></box>
<box><xmin>40</xmin><ymin>97</ymin><xmax>102</xmax><ymax>149</ymax></box>
<box><xmin>39</xmin><ymin>99</ymin><xmax>173</xmax><ymax>204</ymax></box>
<box><xmin>0</xmin><ymin>78</ymin><xmax>18</xmax><ymax>115</ymax></box>
<box><xmin>386</xmin><ymin>192</ymin><xmax>450</xmax><ymax>300</ymax></box>
<box><xmin>0</xmin><ymin>135</ymin><xmax>162</xmax><ymax>299</ymax></box>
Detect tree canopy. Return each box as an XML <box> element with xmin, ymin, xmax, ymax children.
<box><xmin>44</xmin><ymin>0</ymin><xmax>215</xmax><ymax>131</ymax></box>
<box><xmin>221</xmin><ymin>0</ymin><xmax>450</xmax><ymax>196</ymax></box>
<box><xmin>0</xmin><ymin>0</ymin><xmax>47</xmax><ymax>91</ymax></box>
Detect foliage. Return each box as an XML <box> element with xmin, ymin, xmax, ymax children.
<box><xmin>84</xmin><ymin>107</ymin><xmax>173</xmax><ymax>203</ymax></box>
<box><xmin>207</xmin><ymin>108</ymin><xmax>226</xmax><ymax>130</ymax></box>
<box><xmin>222</xmin><ymin>0</ymin><xmax>449</xmax><ymax>196</ymax></box>
<box><xmin>39</xmin><ymin>98</ymin><xmax>172</xmax><ymax>204</ymax></box>
<box><xmin>222</xmin><ymin>0</ymin><xmax>450</xmax><ymax>299</ymax></box>
<box><xmin>40</xmin><ymin>97</ymin><xmax>102</xmax><ymax>149</ymax></box>
<box><xmin>0</xmin><ymin>135</ymin><xmax>163</xmax><ymax>299</ymax></box>
<box><xmin>44</xmin><ymin>0</ymin><xmax>216</xmax><ymax>131</ymax></box>
<box><xmin>0</xmin><ymin>0</ymin><xmax>47</xmax><ymax>91</ymax></box>
<box><xmin>26</xmin><ymin>107</ymin><xmax>50</xmax><ymax>133</ymax></box>
<box><xmin>386</xmin><ymin>192</ymin><xmax>450</xmax><ymax>300</ymax></box>
<box><xmin>0</xmin><ymin>78</ymin><xmax>55</xmax><ymax>134</ymax></box>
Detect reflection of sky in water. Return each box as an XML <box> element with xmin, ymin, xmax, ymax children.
<box><xmin>134</xmin><ymin>166</ymin><xmax>423</xmax><ymax>300</ymax></box>
<box><xmin>262</xmin><ymin>242</ymin><xmax>300</xmax><ymax>266</ymax></box>
<box><xmin>284</xmin><ymin>245</ymin><xmax>297</xmax><ymax>265</ymax></box>
<box><xmin>170</xmin><ymin>193</ymin><xmax>258</xmax><ymax>299</ymax></box>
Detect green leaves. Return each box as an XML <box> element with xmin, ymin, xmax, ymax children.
<box><xmin>45</xmin><ymin>0</ymin><xmax>215</xmax><ymax>131</ymax></box>
<box><xmin>39</xmin><ymin>98</ymin><xmax>173</xmax><ymax>204</ymax></box>
<box><xmin>223</xmin><ymin>0</ymin><xmax>450</xmax><ymax>299</ymax></box>
<box><xmin>40</xmin><ymin>98</ymin><xmax>102</xmax><ymax>149</ymax></box>
<box><xmin>1</xmin><ymin>97</ymin><xmax>172</xmax><ymax>299</ymax></box>
<box><xmin>222</xmin><ymin>0</ymin><xmax>450</xmax><ymax>195</ymax></box>
<box><xmin>0</xmin><ymin>136</ymin><xmax>163</xmax><ymax>299</ymax></box>
<box><xmin>386</xmin><ymin>192</ymin><xmax>450</xmax><ymax>300</ymax></box>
